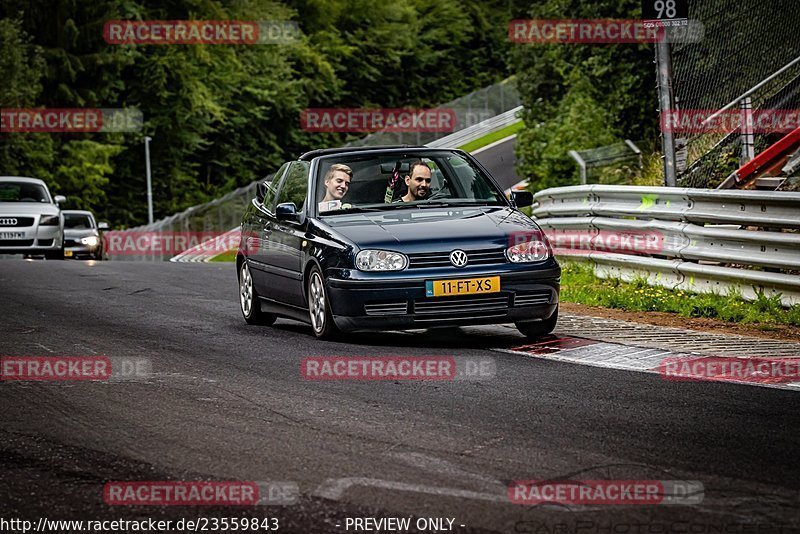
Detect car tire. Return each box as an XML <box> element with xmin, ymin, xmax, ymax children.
<box><xmin>515</xmin><ymin>309</ymin><xmax>558</xmax><ymax>340</ymax></box>
<box><xmin>239</xmin><ymin>261</ymin><xmax>277</xmax><ymax>326</ymax></box>
<box><xmin>45</xmin><ymin>246</ymin><xmax>64</xmax><ymax>260</ymax></box>
<box><xmin>307</xmin><ymin>266</ymin><xmax>339</xmax><ymax>340</ymax></box>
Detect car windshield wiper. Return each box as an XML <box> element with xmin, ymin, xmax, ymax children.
<box><xmin>414</xmin><ymin>200</ymin><xmax>503</xmax><ymax>208</ymax></box>
<box><xmin>320</xmin><ymin>204</ymin><xmax>409</xmax><ymax>215</ymax></box>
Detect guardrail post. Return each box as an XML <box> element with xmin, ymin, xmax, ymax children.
<box><xmin>656</xmin><ymin>41</ymin><xmax>678</xmax><ymax>187</ymax></box>
<box><xmin>740</xmin><ymin>97</ymin><xmax>755</xmax><ymax>166</ymax></box>
<box><xmin>568</xmin><ymin>150</ymin><xmax>587</xmax><ymax>185</ymax></box>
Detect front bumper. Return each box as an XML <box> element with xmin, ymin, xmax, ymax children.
<box><xmin>64</xmin><ymin>239</ymin><xmax>100</xmax><ymax>258</ymax></box>
<box><xmin>0</xmin><ymin>225</ymin><xmax>62</xmax><ymax>255</ymax></box>
<box><xmin>327</xmin><ymin>265</ymin><xmax>560</xmax><ymax>332</ymax></box>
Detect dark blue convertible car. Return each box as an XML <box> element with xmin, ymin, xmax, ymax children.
<box><xmin>237</xmin><ymin>146</ymin><xmax>560</xmax><ymax>339</ymax></box>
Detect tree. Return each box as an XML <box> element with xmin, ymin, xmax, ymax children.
<box><xmin>509</xmin><ymin>0</ymin><xmax>658</xmax><ymax>190</ymax></box>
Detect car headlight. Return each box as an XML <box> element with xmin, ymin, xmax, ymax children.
<box><xmin>40</xmin><ymin>214</ymin><xmax>60</xmax><ymax>226</ymax></box>
<box><xmin>80</xmin><ymin>236</ymin><xmax>99</xmax><ymax>246</ymax></box>
<box><xmin>506</xmin><ymin>240</ymin><xmax>550</xmax><ymax>263</ymax></box>
<box><xmin>355</xmin><ymin>250</ymin><xmax>408</xmax><ymax>271</ymax></box>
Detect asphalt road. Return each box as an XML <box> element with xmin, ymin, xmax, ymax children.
<box><xmin>1</xmin><ymin>260</ymin><xmax>799</xmax><ymax>533</ymax></box>
<box><xmin>472</xmin><ymin>137</ymin><xmax>521</xmax><ymax>191</ymax></box>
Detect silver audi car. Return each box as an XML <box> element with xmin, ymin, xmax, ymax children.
<box><xmin>0</xmin><ymin>177</ymin><xmax>66</xmax><ymax>259</ymax></box>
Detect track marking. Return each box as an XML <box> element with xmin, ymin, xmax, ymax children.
<box><xmin>313</xmin><ymin>477</ymin><xmax>507</xmax><ymax>503</ymax></box>
<box><xmin>471</xmin><ymin>134</ymin><xmax>517</xmax><ymax>155</ymax></box>
<box><xmin>494</xmin><ymin>337</ymin><xmax>800</xmax><ymax>392</ymax></box>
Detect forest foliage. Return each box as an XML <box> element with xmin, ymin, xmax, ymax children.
<box><xmin>0</xmin><ymin>0</ymin><xmax>658</xmax><ymax>226</ymax></box>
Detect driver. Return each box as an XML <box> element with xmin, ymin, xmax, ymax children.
<box><xmin>322</xmin><ymin>164</ymin><xmax>353</xmax><ymax>202</ymax></box>
<box><xmin>399</xmin><ymin>160</ymin><xmax>432</xmax><ymax>202</ymax></box>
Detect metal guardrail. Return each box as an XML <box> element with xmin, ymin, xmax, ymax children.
<box><xmin>427</xmin><ymin>106</ymin><xmax>522</xmax><ymax>149</ymax></box>
<box><xmin>533</xmin><ymin>185</ymin><xmax>800</xmax><ymax>306</ymax></box>
<box><xmin>349</xmin><ymin>78</ymin><xmax>521</xmax><ymax>148</ymax></box>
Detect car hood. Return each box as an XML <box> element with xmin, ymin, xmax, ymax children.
<box><xmin>64</xmin><ymin>228</ymin><xmax>99</xmax><ymax>238</ymax></box>
<box><xmin>319</xmin><ymin>206</ymin><xmax>541</xmax><ymax>251</ymax></box>
<box><xmin>0</xmin><ymin>202</ymin><xmax>60</xmax><ymax>217</ymax></box>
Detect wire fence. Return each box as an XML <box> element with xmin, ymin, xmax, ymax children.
<box><xmin>672</xmin><ymin>0</ymin><xmax>800</xmax><ymax>188</ymax></box>
<box><xmin>570</xmin><ymin>141</ymin><xmax>644</xmax><ymax>185</ymax></box>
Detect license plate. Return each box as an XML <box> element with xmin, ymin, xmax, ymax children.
<box><xmin>0</xmin><ymin>232</ymin><xmax>24</xmax><ymax>239</ymax></box>
<box><xmin>425</xmin><ymin>276</ymin><xmax>500</xmax><ymax>297</ymax></box>
<box><xmin>64</xmin><ymin>250</ymin><xmax>73</xmax><ymax>257</ymax></box>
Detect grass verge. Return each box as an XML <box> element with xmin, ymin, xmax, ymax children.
<box><xmin>459</xmin><ymin>120</ymin><xmax>524</xmax><ymax>153</ymax></box>
<box><xmin>560</xmin><ymin>261</ymin><xmax>800</xmax><ymax>327</ymax></box>
<box><xmin>209</xmin><ymin>250</ymin><xmax>237</xmax><ymax>262</ymax></box>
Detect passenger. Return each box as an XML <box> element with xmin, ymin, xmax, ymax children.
<box><xmin>322</xmin><ymin>164</ymin><xmax>353</xmax><ymax>202</ymax></box>
<box><xmin>399</xmin><ymin>160</ymin><xmax>432</xmax><ymax>202</ymax></box>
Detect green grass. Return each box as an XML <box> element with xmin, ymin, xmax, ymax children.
<box><xmin>459</xmin><ymin>120</ymin><xmax>524</xmax><ymax>153</ymax></box>
<box><xmin>560</xmin><ymin>261</ymin><xmax>800</xmax><ymax>327</ymax></box>
<box><xmin>208</xmin><ymin>249</ymin><xmax>236</xmax><ymax>262</ymax></box>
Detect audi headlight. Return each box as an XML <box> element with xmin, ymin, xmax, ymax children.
<box><xmin>506</xmin><ymin>240</ymin><xmax>550</xmax><ymax>263</ymax></box>
<box><xmin>80</xmin><ymin>236</ymin><xmax>99</xmax><ymax>246</ymax></box>
<box><xmin>40</xmin><ymin>214</ymin><xmax>59</xmax><ymax>226</ymax></box>
<box><xmin>355</xmin><ymin>250</ymin><xmax>408</xmax><ymax>271</ymax></box>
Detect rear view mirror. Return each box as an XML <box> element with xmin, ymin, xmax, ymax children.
<box><xmin>276</xmin><ymin>202</ymin><xmax>299</xmax><ymax>221</ymax></box>
<box><xmin>98</xmin><ymin>222</ymin><xmax>110</xmax><ymax>230</ymax></box>
<box><xmin>380</xmin><ymin>162</ymin><xmax>410</xmax><ymax>174</ymax></box>
<box><xmin>54</xmin><ymin>195</ymin><xmax>67</xmax><ymax>205</ymax></box>
<box><xmin>511</xmin><ymin>190</ymin><xmax>533</xmax><ymax>208</ymax></box>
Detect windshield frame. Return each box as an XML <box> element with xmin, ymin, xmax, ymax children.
<box><xmin>310</xmin><ymin>149</ymin><xmax>510</xmax><ymax>218</ymax></box>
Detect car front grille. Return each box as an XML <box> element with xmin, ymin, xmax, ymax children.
<box><xmin>38</xmin><ymin>239</ymin><xmax>54</xmax><ymax>247</ymax></box>
<box><xmin>407</xmin><ymin>248</ymin><xmax>507</xmax><ymax>269</ymax></box>
<box><xmin>0</xmin><ymin>217</ymin><xmax>34</xmax><ymax>228</ymax></box>
<box><xmin>64</xmin><ymin>238</ymin><xmax>79</xmax><ymax>246</ymax></box>
<box><xmin>412</xmin><ymin>293</ymin><xmax>510</xmax><ymax>321</ymax></box>
<box><xmin>0</xmin><ymin>240</ymin><xmax>34</xmax><ymax>247</ymax></box>
<box><xmin>513</xmin><ymin>290</ymin><xmax>553</xmax><ymax>307</ymax></box>
<box><xmin>364</xmin><ymin>301</ymin><xmax>409</xmax><ymax>316</ymax></box>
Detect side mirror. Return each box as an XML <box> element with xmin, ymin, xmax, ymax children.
<box><xmin>276</xmin><ymin>202</ymin><xmax>299</xmax><ymax>221</ymax></box>
<box><xmin>54</xmin><ymin>195</ymin><xmax>67</xmax><ymax>205</ymax></box>
<box><xmin>511</xmin><ymin>190</ymin><xmax>533</xmax><ymax>208</ymax></box>
<box><xmin>98</xmin><ymin>222</ymin><xmax>110</xmax><ymax>230</ymax></box>
<box><xmin>256</xmin><ymin>181</ymin><xmax>267</xmax><ymax>204</ymax></box>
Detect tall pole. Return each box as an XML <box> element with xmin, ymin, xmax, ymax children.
<box><xmin>740</xmin><ymin>97</ymin><xmax>755</xmax><ymax>166</ymax></box>
<box><xmin>656</xmin><ymin>40</ymin><xmax>677</xmax><ymax>187</ymax></box>
<box><xmin>144</xmin><ymin>136</ymin><xmax>153</xmax><ymax>224</ymax></box>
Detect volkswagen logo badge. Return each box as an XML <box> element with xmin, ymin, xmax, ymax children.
<box><xmin>0</xmin><ymin>218</ymin><xmax>18</xmax><ymax>226</ymax></box>
<box><xmin>449</xmin><ymin>249</ymin><xmax>468</xmax><ymax>268</ymax></box>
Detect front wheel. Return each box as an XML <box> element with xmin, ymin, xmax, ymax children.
<box><xmin>239</xmin><ymin>261</ymin><xmax>276</xmax><ymax>325</ymax></box>
<box><xmin>307</xmin><ymin>266</ymin><xmax>339</xmax><ymax>339</ymax></box>
<box><xmin>515</xmin><ymin>309</ymin><xmax>558</xmax><ymax>340</ymax></box>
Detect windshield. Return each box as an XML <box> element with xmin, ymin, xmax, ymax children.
<box><xmin>64</xmin><ymin>213</ymin><xmax>94</xmax><ymax>229</ymax></box>
<box><xmin>0</xmin><ymin>182</ymin><xmax>50</xmax><ymax>203</ymax></box>
<box><xmin>315</xmin><ymin>151</ymin><xmax>506</xmax><ymax>215</ymax></box>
